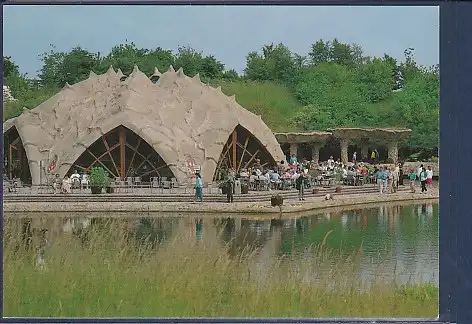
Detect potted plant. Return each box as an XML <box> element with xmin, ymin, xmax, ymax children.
<box><xmin>105</xmin><ymin>181</ymin><xmax>114</xmax><ymax>194</ymax></box>
<box><xmin>89</xmin><ymin>166</ymin><xmax>110</xmax><ymax>194</ymax></box>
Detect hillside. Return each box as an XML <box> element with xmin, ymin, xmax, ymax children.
<box><xmin>3</xmin><ymin>40</ymin><xmax>438</xmax><ymax>157</ymax></box>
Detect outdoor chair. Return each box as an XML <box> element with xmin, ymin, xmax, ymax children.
<box><xmin>126</xmin><ymin>177</ymin><xmax>134</xmax><ymax>192</ymax></box>
<box><xmin>150</xmin><ymin>177</ymin><xmax>160</xmax><ymax>193</ymax></box>
<box><xmin>134</xmin><ymin>177</ymin><xmax>142</xmax><ymax>190</ymax></box>
<box><xmin>160</xmin><ymin>177</ymin><xmax>168</xmax><ymax>188</ymax></box>
<box><xmin>114</xmin><ymin>179</ymin><xmax>126</xmax><ymax>193</ymax></box>
<box><xmin>170</xmin><ymin>178</ymin><xmax>179</xmax><ymax>192</ymax></box>
<box><xmin>161</xmin><ymin>179</ymin><xmax>171</xmax><ymax>190</ymax></box>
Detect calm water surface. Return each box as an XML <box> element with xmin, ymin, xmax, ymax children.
<box><xmin>5</xmin><ymin>202</ymin><xmax>438</xmax><ymax>286</ymax></box>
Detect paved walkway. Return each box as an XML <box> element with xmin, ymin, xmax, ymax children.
<box><xmin>4</xmin><ymin>186</ymin><xmax>438</xmax><ymax>215</ymax></box>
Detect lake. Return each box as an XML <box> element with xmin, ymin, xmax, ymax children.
<box><xmin>4</xmin><ymin>201</ymin><xmax>438</xmax><ymax>287</ymax></box>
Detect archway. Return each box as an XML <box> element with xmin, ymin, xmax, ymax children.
<box><xmin>68</xmin><ymin>125</ymin><xmax>175</xmax><ymax>181</ymax></box>
<box><xmin>213</xmin><ymin>125</ymin><xmax>277</xmax><ymax>181</ymax></box>
<box><xmin>3</xmin><ymin>126</ymin><xmax>32</xmax><ymax>184</ymax></box>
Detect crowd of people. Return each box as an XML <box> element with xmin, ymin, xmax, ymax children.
<box><xmin>214</xmin><ymin>153</ymin><xmax>436</xmax><ymax>203</ymax></box>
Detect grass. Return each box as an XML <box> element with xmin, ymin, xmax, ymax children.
<box><xmin>214</xmin><ymin>80</ymin><xmax>304</xmax><ymax>132</ymax></box>
<box><xmin>3</xmin><ymin>219</ymin><xmax>438</xmax><ymax>318</ymax></box>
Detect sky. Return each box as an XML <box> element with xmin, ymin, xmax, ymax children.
<box><xmin>3</xmin><ymin>5</ymin><xmax>439</xmax><ymax>77</ymax></box>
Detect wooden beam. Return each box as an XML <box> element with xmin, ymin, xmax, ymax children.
<box><xmin>133</xmin><ymin>153</ymin><xmax>155</xmax><ymax>175</ymax></box>
<box><xmin>74</xmin><ymin>165</ymin><xmax>88</xmax><ymax>171</ymax></box>
<box><xmin>85</xmin><ymin>149</ymin><xmax>118</xmax><ymax>178</ymax></box>
<box><xmin>125</xmin><ymin>137</ymin><xmax>142</xmax><ymax>178</ymax></box>
<box><xmin>237</xmin><ymin>136</ymin><xmax>250</xmax><ymax>172</ymax></box>
<box><xmin>243</xmin><ymin>149</ymin><xmax>260</xmax><ymax>169</ymax></box>
<box><xmin>102</xmin><ymin>135</ymin><xmax>120</xmax><ymax>177</ymax></box>
<box><xmin>232</xmin><ymin>129</ymin><xmax>237</xmax><ymax>171</ymax></box>
<box><xmin>139</xmin><ymin>164</ymin><xmax>170</xmax><ymax>178</ymax></box>
<box><xmin>119</xmin><ymin>126</ymin><xmax>126</xmax><ymax>179</ymax></box>
<box><xmin>86</xmin><ymin>143</ymin><xmax>120</xmax><ymax>169</ymax></box>
<box><xmin>215</xmin><ymin>142</ymin><xmax>232</xmax><ymax>172</ymax></box>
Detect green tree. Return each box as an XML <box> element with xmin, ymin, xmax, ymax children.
<box><xmin>3</xmin><ymin>56</ymin><xmax>29</xmax><ymax>98</ymax></box>
<box><xmin>244</xmin><ymin>43</ymin><xmax>296</xmax><ymax>84</ymax></box>
<box><xmin>356</xmin><ymin>57</ymin><xmax>394</xmax><ymax>103</ymax></box>
<box><xmin>308</xmin><ymin>40</ymin><xmax>330</xmax><ymax>65</ymax></box>
<box><xmin>98</xmin><ymin>42</ymin><xmax>175</xmax><ymax>76</ymax></box>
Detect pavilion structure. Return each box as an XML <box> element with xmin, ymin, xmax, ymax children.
<box><xmin>273</xmin><ymin>131</ymin><xmax>332</xmax><ymax>165</ymax></box>
<box><xmin>3</xmin><ymin>65</ymin><xmax>285</xmax><ymax>186</ymax></box>
<box><xmin>275</xmin><ymin>127</ymin><xmax>412</xmax><ymax>165</ymax></box>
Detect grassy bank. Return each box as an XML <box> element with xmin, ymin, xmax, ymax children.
<box><xmin>3</xmin><ymin>221</ymin><xmax>437</xmax><ymax>318</ymax></box>
<box><xmin>215</xmin><ymin>80</ymin><xmax>303</xmax><ymax>132</ymax></box>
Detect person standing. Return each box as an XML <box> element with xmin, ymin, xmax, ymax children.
<box><xmin>296</xmin><ymin>171</ymin><xmax>307</xmax><ymax>201</ymax></box>
<box><xmin>417</xmin><ymin>164</ymin><xmax>424</xmax><ymax>182</ymax></box>
<box><xmin>420</xmin><ymin>167</ymin><xmax>428</xmax><ymax>193</ymax></box>
<box><xmin>398</xmin><ymin>162</ymin><xmax>404</xmax><ymax>186</ymax></box>
<box><xmin>226</xmin><ymin>168</ymin><xmax>235</xmax><ymax>203</ymax></box>
<box><xmin>409</xmin><ymin>169</ymin><xmax>416</xmax><ymax>193</ymax></box>
<box><xmin>426</xmin><ymin>166</ymin><xmax>434</xmax><ymax>188</ymax></box>
<box><xmin>376</xmin><ymin>167</ymin><xmax>385</xmax><ymax>194</ymax></box>
<box><xmin>195</xmin><ymin>173</ymin><xmax>203</xmax><ymax>202</ymax></box>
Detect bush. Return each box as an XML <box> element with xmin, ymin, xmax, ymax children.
<box><xmin>89</xmin><ymin>166</ymin><xmax>111</xmax><ymax>188</ymax></box>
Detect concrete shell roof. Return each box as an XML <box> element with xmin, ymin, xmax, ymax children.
<box><xmin>329</xmin><ymin>127</ymin><xmax>412</xmax><ymax>140</ymax></box>
<box><xmin>274</xmin><ymin>131</ymin><xmax>332</xmax><ymax>143</ymax></box>
<box><xmin>3</xmin><ymin>65</ymin><xmax>285</xmax><ymax>184</ymax></box>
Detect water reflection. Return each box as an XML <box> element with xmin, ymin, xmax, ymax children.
<box><xmin>6</xmin><ymin>203</ymin><xmax>438</xmax><ymax>285</ymax></box>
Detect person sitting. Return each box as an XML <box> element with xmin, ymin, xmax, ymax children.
<box><xmin>81</xmin><ymin>173</ymin><xmax>90</xmax><ymax>189</ymax></box>
<box><xmin>52</xmin><ymin>174</ymin><xmax>61</xmax><ymax>194</ymax></box>
<box><xmin>253</xmin><ymin>159</ymin><xmax>262</xmax><ymax>172</ymax></box>
<box><xmin>62</xmin><ymin>176</ymin><xmax>72</xmax><ymax>194</ymax></box>
<box><xmin>270</xmin><ymin>171</ymin><xmax>281</xmax><ymax>189</ymax></box>
<box><xmin>70</xmin><ymin>170</ymin><xmax>81</xmax><ymax>189</ymax></box>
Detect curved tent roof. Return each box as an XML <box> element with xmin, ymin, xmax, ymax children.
<box><xmin>3</xmin><ymin>65</ymin><xmax>285</xmax><ymax>184</ymax></box>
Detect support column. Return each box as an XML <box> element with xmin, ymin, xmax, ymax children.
<box><xmin>232</xmin><ymin>129</ymin><xmax>237</xmax><ymax>170</ymax></box>
<box><xmin>311</xmin><ymin>142</ymin><xmax>322</xmax><ymax>164</ymax></box>
<box><xmin>119</xmin><ymin>126</ymin><xmax>126</xmax><ymax>179</ymax></box>
<box><xmin>289</xmin><ymin>143</ymin><xmax>298</xmax><ymax>159</ymax></box>
<box><xmin>360</xmin><ymin>140</ymin><xmax>369</xmax><ymax>160</ymax></box>
<box><xmin>340</xmin><ymin>138</ymin><xmax>349</xmax><ymax>165</ymax></box>
<box><xmin>387</xmin><ymin>140</ymin><xmax>399</xmax><ymax>164</ymax></box>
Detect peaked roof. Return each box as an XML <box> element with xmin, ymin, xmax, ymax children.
<box><xmin>3</xmin><ymin>65</ymin><xmax>285</xmax><ymax>184</ymax></box>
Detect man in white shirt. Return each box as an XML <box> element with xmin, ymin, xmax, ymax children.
<box><xmin>327</xmin><ymin>156</ymin><xmax>334</xmax><ymax>170</ymax></box>
<box><xmin>417</xmin><ymin>164</ymin><xmax>424</xmax><ymax>182</ymax></box>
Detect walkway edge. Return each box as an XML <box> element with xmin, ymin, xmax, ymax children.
<box><xmin>4</xmin><ymin>192</ymin><xmax>439</xmax><ymax>214</ymax></box>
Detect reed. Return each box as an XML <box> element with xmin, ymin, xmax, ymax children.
<box><xmin>3</xmin><ymin>219</ymin><xmax>438</xmax><ymax>318</ymax></box>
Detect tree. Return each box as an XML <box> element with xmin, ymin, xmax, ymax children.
<box><xmin>244</xmin><ymin>43</ymin><xmax>296</xmax><ymax>84</ymax></box>
<box><xmin>356</xmin><ymin>58</ymin><xmax>394</xmax><ymax>103</ymax></box>
<box><xmin>3</xmin><ymin>56</ymin><xmax>29</xmax><ymax>98</ymax></box>
<box><xmin>308</xmin><ymin>40</ymin><xmax>330</xmax><ymax>65</ymax></box>
<box><xmin>201</xmin><ymin>55</ymin><xmax>225</xmax><ymax>80</ymax></box>
<box><xmin>3</xmin><ymin>56</ymin><xmax>21</xmax><ymax>79</ymax></box>
<box><xmin>98</xmin><ymin>42</ymin><xmax>175</xmax><ymax>76</ymax></box>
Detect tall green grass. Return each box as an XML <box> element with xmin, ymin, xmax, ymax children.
<box><xmin>3</xmin><ymin>219</ymin><xmax>437</xmax><ymax>318</ymax></box>
<box><xmin>215</xmin><ymin>80</ymin><xmax>303</xmax><ymax>132</ymax></box>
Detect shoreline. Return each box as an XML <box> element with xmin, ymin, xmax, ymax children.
<box><xmin>4</xmin><ymin>189</ymin><xmax>438</xmax><ymax>215</ymax></box>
